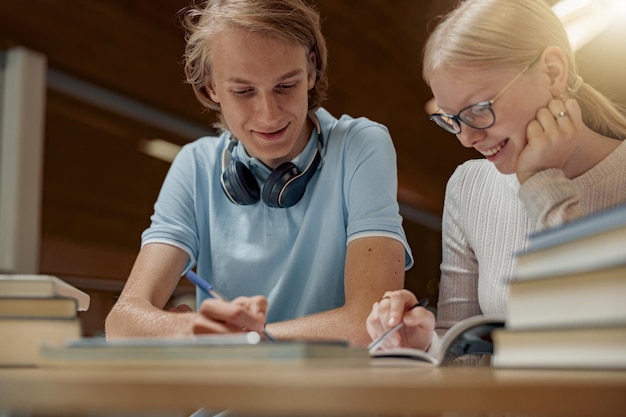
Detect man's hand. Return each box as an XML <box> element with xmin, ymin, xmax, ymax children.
<box><xmin>192</xmin><ymin>295</ymin><xmax>269</xmax><ymax>335</ymax></box>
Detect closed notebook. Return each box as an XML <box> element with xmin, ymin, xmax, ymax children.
<box><xmin>370</xmin><ymin>315</ymin><xmax>504</xmax><ymax>366</ymax></box>
<box><xmin>0</xmin><ymin>297</ymin><xmax>78</xmax><ymax>319</ymax></box>
<box><xmin>516</xmin><ymin>203</ymin><xmax>626</xmax><ymax>280</ymax></box>
<box><xmin>506</xmin><ymin>263</ymin><xmax>626</xmax><ymax>330</ymax></box>
<box><xmin>492</xmin><ymin>325</ymin><xmax>626</xmax><ymax>370</ymax></box>
<box><xmin>0</xmin><ymin>274</ymin><xmax>90</xmax><ymax>311</ymax></box>
<box><xmin>40</xmin><ymin>334</ymin><xmax>370</xmax><ymax>367</ymax></box>
<box><xmin>0</xmin><ymin>317</ymin><xmax>82</xmax><ymax>367</ymax></box>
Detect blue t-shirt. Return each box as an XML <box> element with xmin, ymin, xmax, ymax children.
<box><xmin>142</xmin><ymin>107</ymin><xmax>413</xmax><ymax>323</ymax></box>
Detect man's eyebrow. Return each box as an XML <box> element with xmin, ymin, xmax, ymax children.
<box><xmin>277</xmin><ymin>69</ymin><xmax>305</xmax><ymax>81</ymax></box>
<box><xmin>226</xmin><ymin>69</ymin><xmax>305</xmax><ymax>84</ymax></box>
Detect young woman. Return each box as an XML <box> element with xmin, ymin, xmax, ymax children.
<box><xmin>367</xmin><ymin>0</ymin><xmax>626</xmax><ymax>353</ymax></box>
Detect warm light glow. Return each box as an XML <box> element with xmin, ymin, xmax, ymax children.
<box><xmin>553</xmin><ymin>0</ymin><xmax>616</xmax><ymax>51</ymax></box>
<box><xmin>552</xmin><ymin>0</ymin><xmax>594</xmax><ymax>20</ymax></box>
<box><xmin>607</xmin><ymin>0</ymin><xmax>626</xmax><ymax>13</ymax></box>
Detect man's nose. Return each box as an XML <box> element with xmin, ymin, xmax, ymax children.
<box><xmin>256</xmin><ymin>93</ymin><xmax>281</xmax><ymax>124</ymax></box>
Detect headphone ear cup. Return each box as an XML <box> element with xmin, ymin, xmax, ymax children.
<box><xmin>221</xmin><ymin>160</ymin><xmax>261</xmax><ymax>205</ymax></box>
<box><xmin>261</xmin><ymin>148</ymin><xmax>322</xmax><ymax>208</ymax></box>
<box><xmin>262</xmin><ymin>162</ymin><xmax>301</xmax><ymax>208</ymax></box>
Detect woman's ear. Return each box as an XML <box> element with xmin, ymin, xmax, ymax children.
<box><xmin>540</xmin><ymin>46</ymin><xmax>569</xmax><ymax>98</ymax></box>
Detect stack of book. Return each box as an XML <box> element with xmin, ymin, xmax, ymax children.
<box><xmin>492</xmin><ymin>203</ymin><xmax>626</xmax><ymax>370</ymax></box>
<box><xmin>0</xmin><ymin>274</ymin><xmax>89</xmax><ymax>366</ymax></box>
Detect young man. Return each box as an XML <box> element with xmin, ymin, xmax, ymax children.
<box><xmin>105</xmin><ymin>0</ymin><xmax>412</xmax><ymax>345</ymax></box>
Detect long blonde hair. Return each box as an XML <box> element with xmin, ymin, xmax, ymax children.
<box><xmin>423</xmin><ymin>0</ymin><xmax>626</xmax><ymax>140</ymax></box>
<box><xmin>181</xmin><ymin>0</ymin><xmax>328</xmax><ymax>131</ymax></box>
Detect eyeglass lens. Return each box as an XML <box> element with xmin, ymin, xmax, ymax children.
<box><xmin>431</xmin><ymin>102</ymin><xmax>496</xmax><ymax>134</ymax></box>
<box><xmin>431</xmin><ymin>114</ymin><xmax>461</xmax><ymax>134</ymax></box>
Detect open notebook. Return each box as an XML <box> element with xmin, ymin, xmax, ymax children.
<box><xmin>370</xmin><ymin>315</ymin><xmax>504</xmax><ymax>366</ymax></box>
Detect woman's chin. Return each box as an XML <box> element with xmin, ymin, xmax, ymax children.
<box><xmin>491</xmin><ymin>160</ymin><xmax>516</xmax><ymax>176</ymax></box>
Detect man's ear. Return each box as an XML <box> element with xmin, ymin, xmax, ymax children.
<box><xmin>540</xmin><ymin>46</ymin><xmax>569</xmax><ymax>97</ymax></box>
<box><xmin>206</xmin><ymin>80</ymin><xmax>220</xmax><ymax>103</ymax></box>
<box><xmin>307</xmin><ymin>51</ymin><xmax>317</xmax><ymax>90</ymax></box>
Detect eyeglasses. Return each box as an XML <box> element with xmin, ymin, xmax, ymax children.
<box><xmin>429</xmin><ymin>63</ymin><xmax>532</xmax><ymax>135</ymax></box>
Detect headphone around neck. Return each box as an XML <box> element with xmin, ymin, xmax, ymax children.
<box><xmin>220</xmin><ymin>120</ymin><xmax>323</xmax><ymax>208</ymax></box>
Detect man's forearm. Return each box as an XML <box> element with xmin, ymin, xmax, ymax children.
<box><xmin>265</xmin><ymin>305</ymin><xmax>372</xmax><ymax>345</ymax></box>
<box><xmin>105</xmin><ymin>297</ymin><xmax>195</xmax><ymax>339</ymax></box>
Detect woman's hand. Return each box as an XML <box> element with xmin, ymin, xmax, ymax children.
<box><xmin>366</xmin><ymin>289</ymin><xmax>435</xmax><ymax>350</ymax></box>
<box><xmin>516</xmin><ymin>98</ymin><xmax>584</xmax><ymax>184</ymax></box>
<box><xmin>191</xmin><ymin>295</ymin><xmax>269</xmax><ymax>335</ymax></box>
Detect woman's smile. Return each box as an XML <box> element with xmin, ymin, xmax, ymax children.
<box><xmin>480</xmin><ymin>138</ymin><xmax>509</xmax><ymax>160</ymax></box>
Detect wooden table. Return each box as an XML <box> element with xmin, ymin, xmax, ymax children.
<box><xmin>1</xmin><ymin>363</ymin><xmax>625</xmax><ymax>416</ymax></box>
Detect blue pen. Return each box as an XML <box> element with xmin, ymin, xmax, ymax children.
<box><xmin>186</xmin><ymin>270</ymin><xmax>228</xmax><ymax>301</ymax></box>
<box><xmin>185</xmin><ymin>270</ymin><xmax>277</xmax><ymax>342</ymax></box>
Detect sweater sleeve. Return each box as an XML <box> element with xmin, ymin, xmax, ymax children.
<box><xmin>518</xmin><ymin>168</ymin><xmax>584</xmax><ymax>230</ymax></box>
<box><xmin>435</xmin><ymin>165</ymin><xmax>482</xmax><ymax>338</ymax></box>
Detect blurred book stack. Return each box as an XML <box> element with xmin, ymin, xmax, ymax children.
<box><xmin>492</xmin><ymin>203</ymin><xmax>626</xmax><ymax>370</ymax></box>
<box><xmin>0</xmin><ymin>274</ymin><xmax>89</xmax><ymax>366</ymax></box>
<box><xmin>39</xmin><ymin>335</ymin><xmax>370</xmax><ymax>368</ymax></box>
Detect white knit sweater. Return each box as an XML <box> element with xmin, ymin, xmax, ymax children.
<box><xmin>429</xmin><ymin>139</ymin><xmax>626</xmax><ymax>351</ymax></box>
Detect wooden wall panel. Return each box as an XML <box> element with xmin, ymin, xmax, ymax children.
<box><xmin>0</xmin><ymin>0</ymin><xmax>205</xmax><ymax>128</ymax></box>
